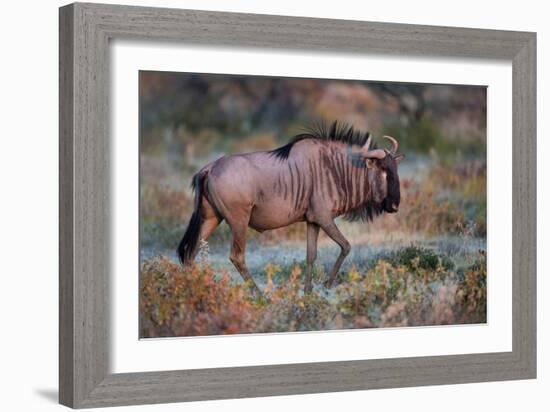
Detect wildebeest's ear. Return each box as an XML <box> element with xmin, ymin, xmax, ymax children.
<box><xmin>394</xmin><ymin>154</ymin><xmax>405</xmax><ymax>163</ymax></box>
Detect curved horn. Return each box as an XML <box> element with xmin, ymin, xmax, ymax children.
<box><xmin>363</xmin><ymin>149</ymin><xmax>386</xmax><ymax>159</ymax></box>
<box><xmin>362</xmin><ymin>134</ymin><xmax>372</xmax><ymax>151</ymax></box>
<box><xmin>383</xmin><ymin>135</ymin><xmax>398</xmax><ymax>154</ymax></box>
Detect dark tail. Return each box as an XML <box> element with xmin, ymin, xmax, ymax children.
<box><xmin>177</xmin><ymin>171</ymin><xmax>206</xmax><ymax>265</ymax></box>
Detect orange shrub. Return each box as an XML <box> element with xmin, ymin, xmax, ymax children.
<box><xmin>140</xmin><ymin>257</ymin><xmax>258</xmax><ymax>337</ymax></box>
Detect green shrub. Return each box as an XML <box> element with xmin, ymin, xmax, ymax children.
<box><xmin>385</xmin><ymin>245</ymin><xmax>454</xmax><ymax>271</ymax></box>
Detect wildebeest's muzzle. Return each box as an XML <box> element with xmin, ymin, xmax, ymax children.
<box><xmin>383</xmin><ymin>172</ymin><xmax>400</xmax><ymax>213</ymax></box>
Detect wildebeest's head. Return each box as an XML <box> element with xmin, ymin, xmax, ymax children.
<box><xmin>362</xmin><ymin>135</ymin><xmax>404</xmax><ymax>213</ymax></box>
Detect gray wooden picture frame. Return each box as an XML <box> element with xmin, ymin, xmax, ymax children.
<box><xmin>59</xmin><ymin>2</ymin><xmax>536</xmax><ymax>408</ymax></box>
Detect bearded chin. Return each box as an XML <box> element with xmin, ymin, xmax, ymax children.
<box><xmin>342</xmin><ymin>200</ymin><xmax>384</xmax><ymax>222</ymax></box>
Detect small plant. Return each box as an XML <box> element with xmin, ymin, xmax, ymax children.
<box><xmin>386</xmin><ymin>245</ymin><xmax>454</xmax><ymax>271</ymax></box>
<box><xmin>197</xmin><ymin>239</ymin><xmax>210</xmax><ymax>266</ymax></box>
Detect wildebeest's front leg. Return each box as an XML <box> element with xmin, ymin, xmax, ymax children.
<box><xmin>305</xmin><ymin>222</ymin><xmax>320</xmax><ymax>294</ymax></box>
<box><xmin>228</xmin><ymin>222</ymin><xmax>262</xmax><ymax>297</ymax></box>
<box><xmin>318</xmin><ymin>220</ymin><xmax>351</xmax><ymax>288</ymax></box>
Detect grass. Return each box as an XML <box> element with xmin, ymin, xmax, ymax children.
<box><xmin>140</xmin><ymin>246</ymin><xmax>486</xmax><ymax>337</ymax></box>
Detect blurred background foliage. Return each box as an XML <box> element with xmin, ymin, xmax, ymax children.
<box><xmin>140</xmin><ymin>72</ymin><xmax>486</xmax><ymax>163</ymax></box>
<box><xmin>139</xmin><ymin>71</ymin><xmax>487</xmax><ymax>337</ymax></box>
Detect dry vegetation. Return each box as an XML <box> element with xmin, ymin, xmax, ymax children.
<box><xmin>140</xmin><ymin>247</ymin><xmax>486</xmax><ymax>337</ymax></box>
<box><xmin>139</xmin><ymin>72</ymin><xmax>487</xmax><ymax>337</ymax></box>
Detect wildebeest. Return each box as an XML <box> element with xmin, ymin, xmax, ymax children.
<box><xmin>177</xmin><ymin>121</ymin><xmax>404</xmax><ymax>295</ymax></box>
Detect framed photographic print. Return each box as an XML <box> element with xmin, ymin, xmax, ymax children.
<box><xmin>59</xmin><ymin>2</ymin><xmax>536</xmax><ymax>408</ymax></box>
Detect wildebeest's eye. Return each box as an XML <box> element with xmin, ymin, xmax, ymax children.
<box><xmin>366</xmin><ymin>159</ymin><xmax>377</xmax><ymax>169</ymax></box>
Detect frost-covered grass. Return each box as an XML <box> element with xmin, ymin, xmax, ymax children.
<box><xmin>140</xmin><ymin>245</ymin><xmax>486</xmax><ymax>338</ymax></box>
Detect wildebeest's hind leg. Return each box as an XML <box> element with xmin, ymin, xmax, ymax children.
<box><xmin>198</xmin><ymin>196</ymin><xmax>222</xmax><ymax>243</ymax></box>
<box><xmin>305</xmin><ymin>222</ymin><xmax>320</xmax><ymax>294</ymax></box>
<box><xmin>318</xmin><ymin>220</ymin><xmax>351</xmax><ymax>288</ymax></box>
<box><xmin>227</xmin><ymin>220</ymin><xmax>262</xmax><ymax>297</ymax></box>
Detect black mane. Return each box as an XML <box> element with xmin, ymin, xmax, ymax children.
<box><xmin>270</xmin><ymin>120</ymin><xmax>371</xmax><ymax>160</ymax></box>
<box><xmin>342</xmin><ymin>201</ymin><xmax>384</xmax><ymax>222</ymax></box>
<box><xmin>269</xmin><ymin>120</ymin><xmax>384</xmax><ymax>223</ymax></box>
